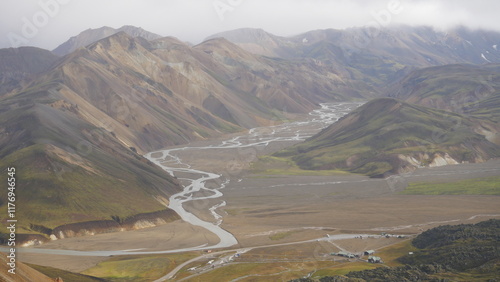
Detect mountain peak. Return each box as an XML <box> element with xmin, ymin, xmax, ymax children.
<box><xmin>205</xmin><ymin>28</ymin><xmax>275</xmax><ymax>43</ymax></box>
<box><xmin>81</xmin><ymin>31</ymin><xmax>140</xmax><ymax>54</ymax></box>
<box><xmin>204</xmin><ymin>28</ymin><xmax>288</xmax><ymax>57</ymax></box>
<box><xmin>52</xmin><ymin>25</ymin><xmax>162</xmax><ymax>56</ymax></box>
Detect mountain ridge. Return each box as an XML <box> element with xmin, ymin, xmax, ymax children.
<box><xmin>388</xmin><ymin>63</ymin><xmax>500</xmax><ymax>120</ymax></box>
<box><xmin>207</xmin><ymin>25</ymin><xmax>500</xmax><ymax>64</ymax></box>
<box><xmin>275</xmin><ymin>98</ymin><xmax>500</xmax><ymax>177</ymax></box>
<box><xmin>206</xmin><ymin>26</ymin><xmax>500</xmax><ymax>91</ymax></box>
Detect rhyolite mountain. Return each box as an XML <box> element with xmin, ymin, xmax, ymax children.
<box><xmin>208</xmin><ymin>26</ymin><xmax>500</xmax><ymax>89</ymax></box>
<box><xmin>388</xmin><ymin>63</ymin><xmax>500</xmax><ymax>125</ymax></box>
<box><xmin>275</xmin><ymin>98</ymin><xmax>500</xmax><ymax>177</ymax></box>
<box><xmin>0</xmin><ymin>34</ymin><xmax>192</xmax><ymax>238</ymax></box>
<box><xmin>14</xmin><ymin>31</ymin><xmax>370</xmax><ymax>153</ymax></box>
<box><xmin>52</xmin><ymin>25</ymin><xmax>163</xmax><ymax>56</ymax></box>
<box><xmin>387</xmin><ymin>63</ymin><xmax>500</xmax><ymax>145</ymax></box>
<box><xmin>206</xmin><ymin>28</ymin><xmax>292</xmax><ymax>58</ymax></box>
<box><xmin>0</xmin><ymin>77</ymin><xmax>182</xmax><ymax>237</ymax></box>
<box><xmin>209</xmin><ymin>26</ymin><xmax>500</xmax><ymax>64</ymax></box>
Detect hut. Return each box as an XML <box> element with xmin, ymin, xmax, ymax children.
<box><xmin>368</xmin><ymin>256</ymin><xmax>382</xmax><ymax>263</ymax></box>
<box><xmin>364</xmin><ymin>250</ymin><xmax>375</xmax><ymax>255</ymax></box>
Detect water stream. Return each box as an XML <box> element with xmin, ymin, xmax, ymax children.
<box><xmin>144</xmin><ymin>102</ymin><xmax>363</xmax><ymax>249</ymax></box>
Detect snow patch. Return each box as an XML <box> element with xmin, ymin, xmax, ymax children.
<box><xmin>481</xmin><ymin>53</ymin><xmax>492</xmax><ymax>63</ymax></box>
<box><xmin>493</xmin><ymin>45</ymin><xmax>498</xmax><ymax>50</ymax></box>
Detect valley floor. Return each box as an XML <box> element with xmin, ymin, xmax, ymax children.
<box><xmin>15</xmin><ymin>103</ymin><xmax>500</xmax><ymax>280</ymax></box>
<box><xmin>18</xmin><ymin>145</ymin><xmax>500</xmax><ymax>280</ymax></box>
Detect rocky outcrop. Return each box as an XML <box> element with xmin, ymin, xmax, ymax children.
<box><xmin>50</xmin><ymin>209</ymin><xmax>179</xmax><ymax>240</ymax></box>
<box><xmin>0</xmin><ymin>234</ymin><xmax>49</xmax><ymax>247</ymax></box>
<box><xmin>51</xmin><ymin>220</ymin><xmax>122</xmax><ymax>239</ymax></box>
<box><xmin>0</xmin><ymin>209</ymin><xmax>180</xmax><ymax>249</ymax></box>
<box><xmin>397</xmin><ymin>152</ymin><xmax>459</xmax><ymax>170</ymax></box>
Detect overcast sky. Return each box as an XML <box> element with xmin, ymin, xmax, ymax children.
<box><xmin>1</xmin><ymin>0</ymin><xmax>500</xmax><ymax>50</ymax></box>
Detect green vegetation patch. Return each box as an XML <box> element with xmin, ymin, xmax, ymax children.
<box><xmin>374</xmin><ymin>239</ymin><xmax>418</xmax><ymax>267</ymax></box>
<box><xmin>269</xmin><ymin>230</ymin><xmax>299</xmax><ymax>241</ymax></box>
<box><xmin>82</xmin><ymin>253</ymin><xmax>198</xmax><ymax>281</ymax></box>
<box><xmin>400</xmin><ymin>176</ymin><xmax>500</xmax><ymax>195</ymax></box>
<box><xmin>27</xmin><ymin>263</ymin><xmax>106</xmax><ymax>282</ymax></box>
<box><xmin>351</xmin><ymin>161</ymin><xmax>393</xmax><ymax>177</ymax></box>
<box><xmin>251</xmin><ymin>155</ymin><xmax>350</xmax><ymax>176</ymax></box>
<box><xmin>399</xmin><ymin>219</ymin><xmax>500</xmax><ymax>272</ymax></box>
<box><xmin>192</xmin><ymin>261</ymin><xmax>335</xmax><ymax>282</ymax></box>
<box><xmin>0</xmin><ymin>144</ymin><xmax>169</xmax><ymax>230</ymax></box>
<box><xmin>313</xmin><ymin>261</ymin><xmax>378</xmax><ymax>277</ymax></box>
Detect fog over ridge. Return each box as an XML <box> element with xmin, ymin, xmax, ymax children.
<box><xmin>1</xmin><ymin>0</ymin><xmax>499</xmax><ymax>50</ymax></box>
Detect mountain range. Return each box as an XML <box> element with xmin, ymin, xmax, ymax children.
<box><xmin>1</xmin><ymin>25</ymin><xmax>500</xmax><ymax>239</ymax></box>
<box><xmin>208</xmin><ymin>26</ymin><xmax>500</xmax><ymax>87</ymax></box>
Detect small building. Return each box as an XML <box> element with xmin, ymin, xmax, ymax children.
<box><xmin>364</xmin><ymin>250</ymin><xmax>375</xmax><ymax>256</ymax></box>
<box><xmin>337</xmin><ymin>251</ymin><xmax>356</xmax><ymax>258</ymax></box>
<box><xmin>368</xmin><ymin>256</ymin><xmax>383</xmax><ymax>263</ymax></box>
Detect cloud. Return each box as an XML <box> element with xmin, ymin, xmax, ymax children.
<box><xmin>1</xmin><ymin>0</ymin><xmax>499</xmax><ymax>50</ymax></box>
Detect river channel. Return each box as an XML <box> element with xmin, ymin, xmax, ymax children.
<box><xmin>144</xmin><ymin>102</ymin><xmax>363</xmax><ymax>250</ymax></box>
